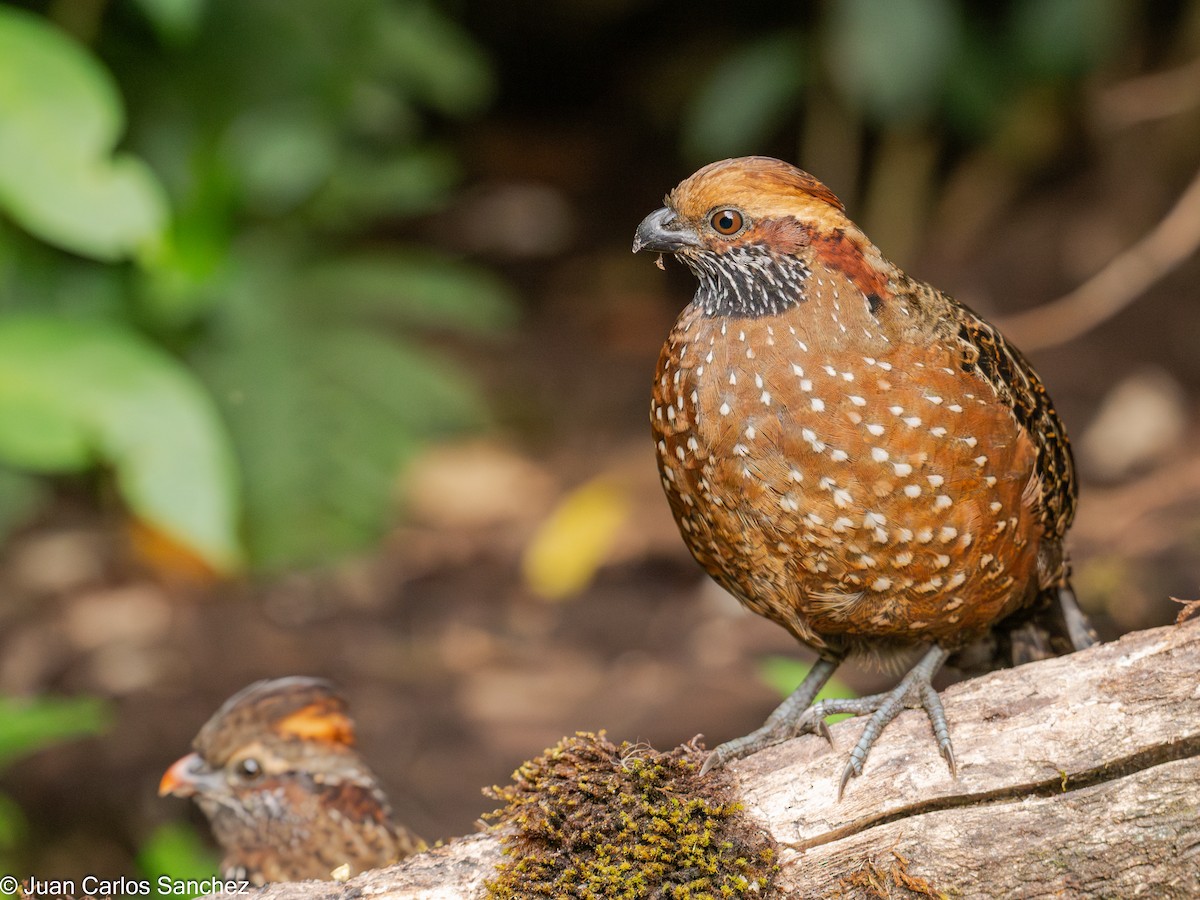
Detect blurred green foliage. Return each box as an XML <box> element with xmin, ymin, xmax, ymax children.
<box><xmin>0</xmin><ymin>0</ymin><xmax>513</xmax><ymax>570</ymax></box>
<box><xmin>683</xmin><ymin>0</ymin><xmax>1125</xmax><ymax>159</ymax></box>
<box><xmin>758</xmin><ymin>656</ymin><xmax>857</xmax><ymax>724</ymax></box>
<box><xmin>138</xmin><ymin>822</ymin><xmax>220</xmax><ymax>898</ymax></box>
<box><xmin>0</xmin><ymin>695</ymin><xmax>112</xmax><ymax>878</ymax></box>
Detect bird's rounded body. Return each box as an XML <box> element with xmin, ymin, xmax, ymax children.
<box><xmin>637</xmin><ymin>156</ymin><xmax>1088</xmax><ymax>786</ymax></box>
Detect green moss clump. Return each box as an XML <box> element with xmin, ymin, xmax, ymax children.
<box><xmin>483</xmin><ymin>732</ymin><xmax>777</xmax><ymax>899</ymax></box>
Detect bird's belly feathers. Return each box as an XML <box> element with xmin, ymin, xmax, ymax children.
<box><xmin>650</xmin><ymin>310</ymin><xmax>1043</xmax><ymax>649</ymax></box>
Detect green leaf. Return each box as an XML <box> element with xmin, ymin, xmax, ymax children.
<box><xmin>299</xmin><ymin>251</ymin><xmax>517</xmax><ymax>335</ymax></box>
<box><xmin>0</xmin><ymin>8</ymin><xmax>170</xmax><ymax>260</ymax></box>
<box><xmin>139</xmin><ymin>823</ymin><xmax>220</xmax><ymax>893</ymax></box>
<box><xmin>0</xmin><ymin>695</ymin><xmax>112</xmax><ymax>770</ymax></box>
<box><xmin>375</xmin><ymin>1</ymin><xmax>495</xmax><ymax>116</ymax></box>
<box><xmin>682</xmin><ymin>33</ymin><xmax>807</xmax><ymax>163</ymax></box>
<box><xmin>826</xmin><ymin>0</ymin><xmax>962</xmax><ymax>124</ymax></box>
<box><xmin>0</xmin><ymin>317</ymin><xmax>242</xmax><ymax>571</ymax></box>
<box><xmin>129</xmin><ymin>0</ymin><xmax>207</xmax><ymax>44</ymax></box>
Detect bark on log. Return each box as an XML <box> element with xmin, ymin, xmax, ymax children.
<box><xmin>247</xmin><ymin>621</ymin><xmax>1200</xmax><ymax>899</ymax></box>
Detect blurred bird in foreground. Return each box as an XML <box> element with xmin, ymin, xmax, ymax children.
<box><xmin>159</xmin><ymin>677</ymin><xmax>423</xmax><ymax>883</ymax></box>
<box><xmin>635</xmin><ymin>156</ymin><xmax>1095</xmax><ymax>795</ymax></box>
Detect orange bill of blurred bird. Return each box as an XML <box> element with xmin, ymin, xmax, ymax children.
<box><xmin>634</xmin><ymin>156</ymin><xmax>1095</xmax><ymax>796</ymax></box>
<box><xmin>159</xmin><ymin>676</ymin><xmax>423</xmax><ymax>883</ymax></box>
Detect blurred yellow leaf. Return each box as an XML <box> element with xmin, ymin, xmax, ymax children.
<box><xmin>522</xmin><ymin>478</ymin><xmax>632</xmax><ymax>601</ymax></box>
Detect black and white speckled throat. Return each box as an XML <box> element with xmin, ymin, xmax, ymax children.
<box><xmin>684</xmin><ymin>245</ymin><xmax>811</xmax><ymax>318</ymax></box>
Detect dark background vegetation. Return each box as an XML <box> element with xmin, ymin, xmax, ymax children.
<box><xmin>1</xmin><ymin>0</ymin><xmax>1198</xmax><ymax>884</ymax></box>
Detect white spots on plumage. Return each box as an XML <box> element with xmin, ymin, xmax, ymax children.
<box><xmin>980</xmin><ymin>553</ymin><xmax>995</xmax><ymax>568</ymax></box>
<box><xmin>675</xmin><ymin>446</ymin><xmax>686</xmax><ymax>461</ymax></box>
<box><xmin>927</xmin><ymin>474</ymin><xmax>944</xmax><ymax>487</ymax></box>
<box><xmin>975</xmin><ymin>455</ymin><xmax>988</xmax><ymax>466</ymax></box>
<box><xmin>864</xmin><ymin>357</ymin><xmax>876</xmax><ymax>366</ymax></box>
<box><xmin>948</xmin><ymin>403</ymin><xmax>963</xmax><ymax>413</ymax></box>
<box><xmin>946</xmin><ymin>572</ymin><xmax>966</xmax><ymax>589</ymax></box>
<box><xmin>811</xmin><ymin>397</ymin><xmax>826</xmax><ymax>412</ymax></box>
<box><xmin>934</xmin><ymin>555</ymin><xmax>951</xmax><ymax>569</ymax></box>
<box><xmin>705</xmin><ymin>350</ymin><xmax>714</xmax><ymax>364</ymax></box>
<box><xmin>832</xmin><ymin>516</ymin><xmax>853</xmax><ymax>532</ymax></box>
<box><xmin>833</xmin><ymin>488</ymin><xmax>853</xmax><ymax>508</ymax></box>
<box><xmin>729</xmin><ymin>372</ymin><xmax>737</xmax><ymax>385</ymax></box>
<box><xmin>866</xmin><ymin>423</ymin><xmax>885</xmax><ymax>436</ymax></box>
<box><xmin>800</xmin><ymin>379</ymin><xmax>813</xmax><ymax>391</ymax></box>
<box><xmin>916</xmin><ymin>577</ymin><xmax>944</xmax><ymax>594</ymax></box>
<box><xmin>871</xmin><ymin>577</ymin><xmax>892</xmax><ymax>592</ymax></box>
<box><xmin>761</xmin><ymin>391</ymin><xmax>772</xmax><ymax>406</ymax></box>
<box><xmin>894</xmin><ymin>551</ymin><xmax>914</xmax><ymax>566</ymax></box>
<box><xmin>789</xmin><ymin>467</ymin><xmax>804</xmax><ymax>483</ymax></box>
<box><xmin>889</xmin><ymin>405</ymin><xmax>904</xmax><ymax>415</ymax></box>
<box><xmin>822</xmin><ymin>364</ymin><xmax>837</xmax><ymax>377</ymax></box>
<box><xmin>858</xmin><ymin>554</ymin><xmax>877</xmax><ymax>568</ymax></box>
<box><xmin>927</xmin><ymin>395</ymin><xmax>944</xmax><ymax>405</ymax></box>
<box><xmin>686</xmin><ymin>436</ymin><xmax>699</xmax><ymax>452</ymax></box>
<box><xmin>738</xmin><ymin>330</ymin><xmax>745</xmax><ymax>342</ymax></box>
<box><xmin>690</xmin><ymin>390</ymin><xmax>698</xmax><ymax>405</ymax></box>
<box><xmin>742</xmin><ymin>466</ymin><xmax>753</xmax><ymax>479</ymax></box>
<box><xmin>803</xmin><ymin>428</ymin><xmax>825</xmax><ymax>452</ymax></box>
<box><xmin>797</xmin><ymin>339</ymin><xmax>808</xmax><ymax>352</ymax></box>
<box><xmin>962</xmin><ymin>436</ymin><xmax>978</xmax><ymax>448</ymax></box>
<box><xmin>904</xmin><ymin>416</ymin><xmax>922</xmax><ymax>427</ymax></box>
<box><xmin>720</xmin><ymin>321</ymin><xmax>727</xmax><ymax>335</ymax></box>
<box><xmin>985</xmin><ymin>475</ymin><xmax>997</xmax><ymax>487</ymax></box>
<box><xmin>903</xmin><ymin>484</ymin><xmax>922</xmax><ymax>498</ymax></box>
<box><xmin>847</xmin><ymin>411</ymin><xmax>863</xmax><ymax>424</ymax></box>
<box><xmin>897</xmin><ymin>527</ymin><xmax>914</xmax><ymax>542</ymax></box>
<box><xmin>939</xmin><ymin>526</ymin><xmax>958</xmax><ymax>543</ymax></box>
<box><xmin>657</xmin><ymin>440</ymin><xmax>667</xmax><ymax>456</ymax></box>
<box><xmin>870</xmin><ymin>447</ymin><xmax>889</xmax><ymax>463</ymax></box>
<box><xmin>934</xmin><ymin>494</ymin><xmax>953</xmax><ymax>510</ymax></box>
<box><xmin>989</xmin><ymin>501</ymin><xmax>1003</xmax><ymax>514</ymax></box>
<box><xmin>744</xmin><ymin>425</ymin><xmax>756</xmax><ymax>440</ymax></box>
<box><xmin>779</xmin><ymin>494</ymin><xmax>800</xmax><ymax>512</ymax></box>
<box><xmin>792</xmin><ymin>363</ymin><xmax>804</xmax><ymax>377</ymax></box>
<box><xmin>829</xmin><ymin>448</ymin><xmax>848</xmax><ymax>462</ymax></box>
<box><xmin>806</xmin><ymin>511</ymin><xmax>824</xmax><ymax>527</ymax></box>
<box><xmin>666</xmin><ymin>405</ymin><xmax>676</xmax><ymax>421</ymax></box>
<box><xmin>877</xmin><ymin>361</ymin><xmax>893</xmax><ymax>371</ymax></box>
<box><xmin>719</xmin><ymin>402</ymin><xmax>731</xmax><ymax>416</ymax></box>
<box><xmin>746</xmin><ymin>347</ymin><xmax>756</xmax><ymax>359</ymax></box>
<box><xmin>818</xmin><ymin>475</ymin><xmax>835</xmax><ymax>490</ymax></box>
<box><xmin>841</xmin><ymin>371</ymin><xmax>854</xmax><ymax>381</ymax></box>
<box><xmin>893</xmin><ymin>462</ymin><xmax>913</xmax><ymax>477</ymax></box>
<box><xmin>930</xmin><ymin>426</ymin><xmax>948</xmax><ymax>437</ymax></box>
<box><xmin>863</xmin><ymin>511</ymin><xmax>886</xmax><ymax>528</ymax></box>
<box><xmin>850</xmin><ymin>395</ymin><xmax>867</xmax><ymax>406</ymax></box>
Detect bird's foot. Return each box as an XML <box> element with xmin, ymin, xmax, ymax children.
<box><xmin>800</xmin><ymin>644</ymin><xmax>956</xmax><ymax>798</ymax></box>
<box><xmin>700</xmin><ymin>656</ymin><xmax>840</xmax><ymax>776</ymax></box>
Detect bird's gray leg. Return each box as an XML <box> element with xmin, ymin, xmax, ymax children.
<box><xmin>700</xmin><ymin>656</ymin><xmax>841</xmax><ymax>776</ymax></box>
<box><xmin>798</xmin><ymin>644</ymin><xmax>954</xmax><ymax>798</ymax></box>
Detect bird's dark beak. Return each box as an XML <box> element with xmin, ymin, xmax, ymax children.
<box><xmin>159</xmin><ymin>752</ymin><xmax>218</xmax><ymax>797</ymax></box>
<box><xmin>633</xmin><ymin>207</ymin><xmax>698</xmax><ymax>254</ymax></box>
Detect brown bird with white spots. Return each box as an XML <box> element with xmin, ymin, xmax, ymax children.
<box><xmin>159</xmin><ymin>677</ymin><xmax>423</xmax><ymax>883</ymax></box>
<box><xmin>634</xmin><ymin>157</ymin><xmax>1095</xmax><ymax>795</ymax></box>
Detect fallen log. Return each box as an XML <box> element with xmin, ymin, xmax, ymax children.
<box><xmin>246</xmin><ymin>620</ymin><xmax>1200</xmax><ymax>899</ymax></box>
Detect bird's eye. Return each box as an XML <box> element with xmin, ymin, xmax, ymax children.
<box><xmin>709</xmin><ymin>208</ymin><xmax>744</xmax><ymax>236</ymax></box>
<box><xmin>234</xmin><ymin>758</ymin><xmax>263</xmax><ymax>781</ymax></box>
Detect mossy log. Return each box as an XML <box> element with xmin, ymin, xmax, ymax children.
<box><xmin>246</xmin><ymin>621</ymin><xmax>1200</xmax><ymax>899</ymax></box>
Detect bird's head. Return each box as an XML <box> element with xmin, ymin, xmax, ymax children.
<box><xmin>158</xmin><ymin>677</ymin><xmax>386</xmax><ymax>830</ymax></box>
<box><xmin>634</xmin><ymin>157</ymin><xmax>888</xmax><ymax>318</ymax></box>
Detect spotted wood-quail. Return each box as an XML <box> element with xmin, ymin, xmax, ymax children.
<box><xmin>159</xmin><ymin>677</ymin><xmax>423</xmax><ymax>882</ymax></box>
<box><xmin>634</xmin><ymin>156</ymin><xmax>1095</xmax><ymax>795</ymax></box>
